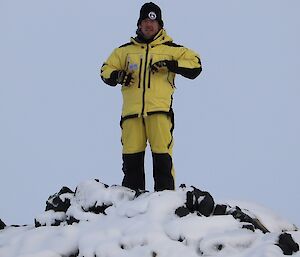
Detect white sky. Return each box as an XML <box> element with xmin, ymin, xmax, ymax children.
<box><xmin>0</xmin><ymin>0</ymin><xmax>299</xmax><ymax>226</ymax></box>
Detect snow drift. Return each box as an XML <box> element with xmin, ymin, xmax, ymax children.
<box><xmin>0</xmin><ymin>179</ymin><xmax>299</xmax><ymax>257</ymax></box>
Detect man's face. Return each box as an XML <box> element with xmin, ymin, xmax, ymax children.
<box><xmin>139</xmin><ymin>18</ymin><xmax>161</xmax><ymax>39</ymax></box>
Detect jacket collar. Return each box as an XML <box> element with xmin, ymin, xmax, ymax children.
<box><xmin>131</xmin><ymin>29</ymin><xmax>173</xmax><ymax>46</ymax></box>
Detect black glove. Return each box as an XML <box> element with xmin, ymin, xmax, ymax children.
<box><xmin>117</xmin><ymin>70</ymin><xmax>134</xmax><ymax>87</ymax></box>
<box><xmin>151</xmin><ymin>60</ymin><xmax>178</xmax><ymax>73</ymax></box>
<box><xmin>111</xmin><ymin>70</ymin><xmax>134</xmax><ymax>87</ymax></box>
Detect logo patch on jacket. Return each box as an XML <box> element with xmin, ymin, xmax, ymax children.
<box><xmin>129</xmin><ymin>63</ymin><xmax>139</xmax><ymax>71</ymax></box>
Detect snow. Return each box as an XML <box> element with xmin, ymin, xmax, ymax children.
<box><xmin>0</xmin><ymin>179</ymin><xmax>299</xmax><ymax>257</ymax></box>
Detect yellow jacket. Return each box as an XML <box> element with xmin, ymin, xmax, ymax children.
<box><xmin>101</xmin><ymin>29</ymin><xmax>201</xmax><ymax>119</ymax></box>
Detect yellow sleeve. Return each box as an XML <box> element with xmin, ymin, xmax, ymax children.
<box><xmin>100</xmin><ymin>48</ymin><xmax>124</xmax><ymax>86</ymax></box>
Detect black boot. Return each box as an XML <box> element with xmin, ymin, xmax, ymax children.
<box><xmin>152</xmin><ymin>153</ymin><xmax>175</xmax><ymax>191</ymax></box>
<box><xmin>122</xmin><ymin>152</ymin><xmax>145</xmax><ymax>191</ymax></box>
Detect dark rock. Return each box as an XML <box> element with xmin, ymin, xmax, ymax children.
<box><xmin>242</xmin><ymin>224</ymin><xmax>255</xmax><ymax>232</ymax></box>
<box><xmin>58</xmin><ymin>186</ymin><xmax>74</xmax><ymax>195</ymax></box>
<box><xmin>276</xmin><ymin>233</ymin><xmax>299</xmax><ymax>255</ymax></box>
<box><xmin>178</xmin><ymin>235</ymin><xmax>185</xmax><ymax>242</ymax></box>
<box><xmin>11</xmin><ymin>224</ymin><xmax>28</xmax><ymax>227</ymax></box>
<box><xmin>45</xmin><ymin>186</ymin><xmax>74</xmax><ymax>213</ymax></box>
<box><xmin>186</xmin><ymin>186</ymin><xmax>215</xmax><ymax>217</ymax></box>
<box><xmin>228</xmin><ymin>206</ymin><xmax>269</xmax><ymax>234</ymax></box>
<box><xmin>34</xmin><ymin>218</ymin><xmax>63</xmax><ymax>227</ymax></box>
<box><xmin>0</xmin><ymin>219</ymin><xmax>6</xmax><ymax>230</ymax></box>
<box><xmin>94</xmin><ymin>179</ymin><xmax>109</xmax><ymax>188</ymax></box>
<box><xmin>213</xmin><ymin>204</ymin><xmax>228</xmax><ymax>215</ymax></box>
<box><xmin>216</xmin><ymin>244</ymin><xmax>224</xmax><ymax>251</ymax></box>
<box><xmin>175</xmin><ymin>206</ymin><xmax>190</xmax><ymax>217</ymax></box>
<box><xmin>82</xmin><ymin>202</ymin><xmax>112</xmax><ymax>215</ymax></box>
<box><xmin>179</xmin><ymin>184</ymin><xmax>186</xmax><ymax>188</ymax></box>
<box><xmin>52</xmin><ymin>219</ymin><xmax>63</xmax><ymax>226</ymax></box>
<box><xmin>34</xmin><ymin>219</ymin><xmax>42</xmax><ymax>228</ymax></box>
<box><xmin>151</xmin><ymin>251</ymin><xmax>157</xmax><ymax>257</ymax></box>
<box><xmin>66</xmin><ymin>216</ymin><xmax>80</xmax><ymax>225</ymax></box>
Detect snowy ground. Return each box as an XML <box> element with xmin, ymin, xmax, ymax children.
<box><xmin>0</xmin><ymin>179</ymin><xmax>299</xmax><ymax>257</ymax></box>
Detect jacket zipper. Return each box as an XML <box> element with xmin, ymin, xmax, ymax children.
<box><xmin>141</xmin><ymin>44</ymin><xmax>149</xmax><ymax>116</ymax></box>
<box><xmin>138</xmin><ymin>56</ymin><xmax>143</xmax><ymax>88</ymax></box>
<box><xmin>148</xmin><ymin>58</ymin><xmax>152</xmax><ymax>89</ymax></box>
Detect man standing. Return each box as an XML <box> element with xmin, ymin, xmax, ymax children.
<box><xmin>101</xmin><ymin>2</ymin><xmax>201</xmax><ymax>191</ymax></box>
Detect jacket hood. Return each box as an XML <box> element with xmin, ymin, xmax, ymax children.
<box><xmin>131</xmin><ymin>29</ymin><xmax>173</xmax><ymax>46</ymax></box>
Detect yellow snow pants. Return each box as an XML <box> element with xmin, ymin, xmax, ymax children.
<box><xmin>121</xmin><ymin>113</ymin><xmax>175</xmax><ymax>191</ymax></box>
<box><xmin>121</xmin><ymin>114</ymin><xmax>173</xmax><ymax>155</ymax></box>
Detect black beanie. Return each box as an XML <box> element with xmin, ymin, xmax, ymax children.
<box><xmin>137</xmin><ymin>2</ymin><xmax>164</xmax><ymax>27</ymax></box>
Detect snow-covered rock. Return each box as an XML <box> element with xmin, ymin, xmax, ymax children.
<box><xmin>0</xmin><ymin>179</ymin><xmax>299</xmax><ymax>257</ymax></box>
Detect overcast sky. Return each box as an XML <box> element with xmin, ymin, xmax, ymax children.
<box><xmin>1</xmin><ymin>0</ymin><xmax>299</xmax><ymax>226</ymax></box>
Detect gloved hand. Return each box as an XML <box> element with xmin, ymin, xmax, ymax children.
<box><xmin>151</xmin><ymin>60</ymin><xmax>178</xmax><ymax>73</ymax></box>
<box><xmin>115</xmin><ymin>70</ymin><xmax>134</xmax><ymax>87</ymax></box>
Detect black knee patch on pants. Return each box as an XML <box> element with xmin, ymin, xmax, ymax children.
<box><xmin>152</xmin><ymin>153</ymin><xmax>175</xmax><ymax>191</ymax></box>
<box><xmin>122</xmin><ymin>152</ymin><xmax>145</xmax><ymax>191</ymax></box>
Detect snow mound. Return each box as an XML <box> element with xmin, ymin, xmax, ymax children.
<box><xmin>0</xmin><ymin>179</ymin><xmax>299</xmax><ymax>257</ymax></box>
